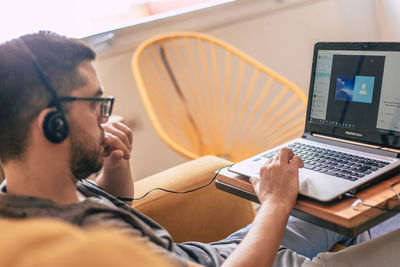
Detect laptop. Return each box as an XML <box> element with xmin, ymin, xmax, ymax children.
<box><xmin>229</xmin><ymin>42</ymin><xmax>400</xmax><ymax>202</ymax></box>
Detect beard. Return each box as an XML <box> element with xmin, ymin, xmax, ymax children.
<box><xmin>69</xmin><ymin>121</ymin><xmax>104</xmax><ymax>180</ymax></box>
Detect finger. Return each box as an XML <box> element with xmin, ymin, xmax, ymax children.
<box><xmin>265</xmin><ymin>157</ymin><xmax>273</xmax><ymax>165</ymax></box>
<box><xmin>103</xmin><ymin>133</ymin><xmax>131</xmax><ymax>159</ymax></box>
<box><xmin>291</xmin><ymin>155</ymin><xmax>304</xmax><ymax>168</ymax></box>
<box><xmin>109</xmin><ymin>150</ymin><xmax>124</xmax><ymax>161</ymax></box>
<box><xmin>110</xmin><ymin>122</ymin><xmax>133</xmax><ymax>145</ymax></box>
<box><xmin>249</xmin><ymin>176</ymin><xmax>259</xmax><ymax>185</ymax></box>
<box><xmin>103</xmin><ymin>125</ymin><xmax>131</xmax><ymax>151</ymax></box>
<box><xmin>103</xmin><ymin>150</ymin><xmax>126</xmax><ymax>168</ymax></box>
<box><xmin>274</xmin><ymin>151</ymin><xmax>280</xmax><ymax>162</ymax></box>
<box><xmin>279</xmin><ymin>147</ymin><xmax>294</xmax><ymax>165</ymax></box>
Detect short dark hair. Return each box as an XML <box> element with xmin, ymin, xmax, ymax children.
<box><xmin>0</xmin><ymin>31</ymin><xmax>96</xmax><ymax>163</ymax></box>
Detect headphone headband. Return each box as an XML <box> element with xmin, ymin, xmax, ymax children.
<box><xmin>18</xmin><ymin>39</ymin><xmax>63</xmax><ymax>111</ymax></box>
<box><xmin>18</xmin><ymin>38</ymin><xmax>69</xmax><ymax>143</ymax></box>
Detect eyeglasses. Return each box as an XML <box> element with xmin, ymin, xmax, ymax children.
<box><xmin>58</xmin><ymin>96</ymin><xmax>114</xmax><ymax>118</ymax></box>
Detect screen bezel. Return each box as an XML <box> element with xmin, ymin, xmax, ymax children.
<box><xmin>305</xmin><ymin>42</ymin><xmax>400</xmax><ymax>149</ymax></box>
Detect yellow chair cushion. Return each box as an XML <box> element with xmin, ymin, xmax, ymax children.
<box><xmin>133</xmin><ymin>155</ymin><xmax>256</xmax><ymax>243</ymax></box>
<box><xmin>0</xmin><ymin>218</ymin><xmax>174</xmax><ymax>267</ymax></box>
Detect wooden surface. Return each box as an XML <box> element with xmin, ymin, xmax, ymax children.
<box><xmin>216</xmin><ymin>167</ymin><xmax>400</xmax><ymax>235</ymax></box>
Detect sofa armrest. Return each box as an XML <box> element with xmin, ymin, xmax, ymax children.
<box><xmin>133</xmin><ymin>155</ymin><xmax>256</xmax><ymax>243</ymax></box>
<box><xmin>0</xmin><ymin>219</ymin><xmax>173</xmax><ymax>267</ymax></box>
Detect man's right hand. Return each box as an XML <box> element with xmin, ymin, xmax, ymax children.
<box><xmin>222</xmin><ymin>148</ymin><xmax>304</xmax><ymax>267</ymax></box>
<box><xmin>249</xmin><ymin>147</ymin><xmax>303</xmax><ymax>210</ymax></box>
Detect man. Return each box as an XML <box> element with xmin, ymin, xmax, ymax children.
<box><xmin>0</xmin><ymin>32</ymin><xmax>369</xmax><ymax>267</ymax></box>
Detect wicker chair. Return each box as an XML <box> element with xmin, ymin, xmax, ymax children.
<box><xmin>132</xmin><ymin>32</ymin><xmax>307</xmax><ymax>162</ymax></box>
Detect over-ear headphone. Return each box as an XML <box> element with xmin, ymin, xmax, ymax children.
<box><xmin>19</xmin><ymin>38</ymin><xmax>69</xmax><ymax>143</ymax></box>
<box><xmin>42</xmin><ymin>110</ymin><xmax>69</xmax><ymax>143</ymax></box>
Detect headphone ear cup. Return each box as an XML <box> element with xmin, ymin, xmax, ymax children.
<box><xmin>43</xmin><ymin>111</ymin><xmax>69</xmax><ymax>143</ymax></box>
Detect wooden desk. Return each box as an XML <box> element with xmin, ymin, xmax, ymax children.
<box><xmin>215</xmin><ymin>167</ymin><xmax>400</xmax><ymax>237</ymax></box>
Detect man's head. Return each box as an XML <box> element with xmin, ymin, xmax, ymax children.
<box><xmin>0</xmin><ymin>31</ymin><xmax>106</xmax><ymax>178</ymax></box>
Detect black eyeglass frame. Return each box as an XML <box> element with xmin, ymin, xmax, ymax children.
<box><xmin>58</xmin><ymin>96</ymin><xmax>115</xmax><ymax>118</ymax></box>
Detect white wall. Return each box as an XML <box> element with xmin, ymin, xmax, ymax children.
<box><xmin>93</xmin><ymin>0</ymin><xmax>400</xmax><ymax>180</ymax></box>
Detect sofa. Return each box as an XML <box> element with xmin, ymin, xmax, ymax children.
<box><xmin>0</xmin><ymin>155</ymin><xmax>256</xmax><ymax>266</ymax></box>
<box><xmin>132</xmin><ymin>155</ymin><xmax>256</xmax><ymax>243</ymax></box>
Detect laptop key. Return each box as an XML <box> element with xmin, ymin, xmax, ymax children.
<box><xmin>353</xmin><ymin>173</ymin><xmax>365</xmax><ymax>178</ymax></box>
<box><xmin>326</xmin><ymin>170</ymin><xmax>337</xmax><ymax>176</ymax></box>
<box><xmin>356</xmin><ymin>166</ymin><xmax>371</xmax><ymax>172</ymax></box>
<box><xmin>304</xmin><ymin>163</ymin><xmax>315</xmax><ymax>170</ymax></box>
<box><xmin>343</xmin><ymin>175</ymin><xmax>353</xmax><ymax>181</ymax></box>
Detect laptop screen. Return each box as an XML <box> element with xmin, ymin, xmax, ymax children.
<box><xmin>305</xmin><ymin>42</ymin><xmax>400</xmax><ymax>149</ymax></box>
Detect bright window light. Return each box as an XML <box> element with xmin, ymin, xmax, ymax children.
<box><xmin>0</xmin><ymin>0</ymin><xmax>236</xmax><ymax>44</ymax></box>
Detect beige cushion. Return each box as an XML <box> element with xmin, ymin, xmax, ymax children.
<box><xmin>0</xmin><ymin>218</ymin><xmax>174</xmax><ymax>267</ymax></box>
<box><xmin>133</xmin><ymin>155</ymin><xmax>256</xmax><ymax>243</ymax></box>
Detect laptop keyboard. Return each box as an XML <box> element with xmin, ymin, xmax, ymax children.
<box><xmin>260</xmin><ymin>142</ymin><xmax>390</xmax><ymax>182</ymax></box>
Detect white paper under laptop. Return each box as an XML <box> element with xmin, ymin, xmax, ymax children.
<box><xmin>229</xmin><ymin>42</ymin><xmax>400</xmax><ymax>202</ymax></box>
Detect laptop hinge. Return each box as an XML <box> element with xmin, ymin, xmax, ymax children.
<box><xmin>302</xmin><ymin>133</ymin><xmax>400</xmax><ymax>158</ymax></box>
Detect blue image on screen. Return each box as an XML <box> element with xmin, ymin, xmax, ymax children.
<box><xmin>335</xmin><ymin>76</ymin><xmax>354</xmax><ymax>101</ymax></box>
<box><xmin>352</xmin><ymin>76</ymin><xmax>374</xmax><ymax>104</ymax></box>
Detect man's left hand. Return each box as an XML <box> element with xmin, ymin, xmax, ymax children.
<box><xmin>95</xmin><ymin>120</ymin><xmax>134</xmax><ymax>200</ymax></box>
<box><xmin>102</xmin><ymin>120</ymin><xmax>133</xmax><ymax>168</ymax></box>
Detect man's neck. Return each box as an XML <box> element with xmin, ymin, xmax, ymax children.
<box><xmin>4</xmin><ymin>156</ymin><xmax>80</xmax><ymax>205</ymax></box>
